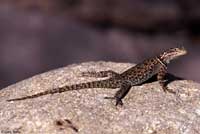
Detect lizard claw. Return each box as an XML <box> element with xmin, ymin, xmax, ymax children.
<box><xmin>163</xmin><ymin>87</ymin><xmax>176</xmax><ymax>94</ymax></box>
<box><xmin>104</xmin><ymin>96</ymin><xmax>115</xmax><ymax>99</ymax></box>
<box><xmin>174</xmin><ymin>89</ymin><xmax>183</xmax><ymax>104</ymax></box>
<box><xmin>104</xmin><ymin>96</ymin><xmax>123</xmax><ymax>106</ymax></box>
<box><xmin>115</xmin><ymin>98</ymin><xmax>123</xmax><ymax>106</ymax></box>
<box><xmin>164</xmin><ymin>87</ymin><xmax>183</xmax><ymax>103</ymax></box>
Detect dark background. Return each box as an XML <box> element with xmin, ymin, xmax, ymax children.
<box><xmin>0</xmin><ymin>0</ymin><xmax>200</xmax><ymax>89</ymax></box>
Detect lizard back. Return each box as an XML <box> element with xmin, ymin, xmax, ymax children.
<box><xmin>120</xmin><ymin>57</ymin><xmax>163</xmax><ymax>85</ymax></box>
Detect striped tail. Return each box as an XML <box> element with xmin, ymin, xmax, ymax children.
<box><xmin>7</xmin><ymin>79</ymin><xmax>119</xmax><ymax>101</ymax></box>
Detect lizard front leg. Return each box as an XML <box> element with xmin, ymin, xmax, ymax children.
<box><xmin>105</xmin><ymin>81</ymin><xmax>132</xmax><ymax>106</ymax></box>
<box><xmin>81</xmin><ymin>70</ymin><xmax>119</xmax><ymax>78</ymax></box>
<box><xmin>157</xmin><ymin>67</ymin><xmax>176</xmax><ymax>94</ymax></box>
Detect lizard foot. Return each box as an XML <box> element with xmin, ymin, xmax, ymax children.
<box><xmin>163</xmin><ymin>87</ymin><xmax>183</xmax><ymax>103</ymax></box>
<box><xmin>104</xmin><ymin>96</ymin><xmax>123</xmax><ymax>106</ymax></box>
<box><xmin>163</xmin><ymin>87</ymin><xmax>176</xmax><ymax>94</ymax></box>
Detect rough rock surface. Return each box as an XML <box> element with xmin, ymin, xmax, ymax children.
<box><xmin>0</xmin><ymin>62</ymin><xmax>200</xmax><ymax>134</ymax></box>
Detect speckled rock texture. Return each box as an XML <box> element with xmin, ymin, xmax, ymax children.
<box><xmin>0</xmin><ymin>62</ymin><xmax>200</xmax><ymax>134</ymax></box>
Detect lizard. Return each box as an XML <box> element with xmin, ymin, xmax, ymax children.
<box><xmin>7</xmin><ymin>47</ymin><xmax>187</xmax><ymax>106</ymax></box>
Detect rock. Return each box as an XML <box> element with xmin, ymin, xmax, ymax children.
<box><xmin>0</xmin><ymin>62</ymin><xmax>200</xmax><ymax>134</ymax></box>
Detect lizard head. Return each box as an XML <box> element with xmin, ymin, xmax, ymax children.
<box><xmin>159</xmin><ymin>46</ymin><xmax>187</xmax><ymax>64</ymax></box>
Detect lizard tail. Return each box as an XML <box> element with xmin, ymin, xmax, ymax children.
<box><xmin>7</xmin><ymin>79</ymin><xmax>118</xmax><ymax>101</ymax></box>
<box><xmin>7</xmin><ymin>89</ymin><xmax>59</xmax><ymax>101</ymax></box>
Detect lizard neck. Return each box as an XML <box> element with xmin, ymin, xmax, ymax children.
<box><xmin>156</xmin><ymin>56</ymin><xmax>167</xmax><ymax>68</ymax></box>
<box><xmin>158</xmin><ymin>52</ymin><xmax>172</xmax><ymax>65</ymax></box>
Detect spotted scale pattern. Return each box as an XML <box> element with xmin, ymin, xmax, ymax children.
<box><xmin>7</xmin><ymin>47</ymin><xmax>187</xmax><ymax>105</ymax></box>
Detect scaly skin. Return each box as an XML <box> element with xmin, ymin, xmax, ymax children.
<box><xmin>7</xmin><ymin>47</ymin><xmax>187</xmax><ymax>106</ymax></box>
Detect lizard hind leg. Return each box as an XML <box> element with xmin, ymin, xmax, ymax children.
<box><xmin>81</xmin><ymin>70</ymin><xmax>119</xmax><ymax>78</ymax></box>
<box><xmin>104</xmin><ymin>81</ymin><xmax>132</xmax><ymax>106</ymax></box>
